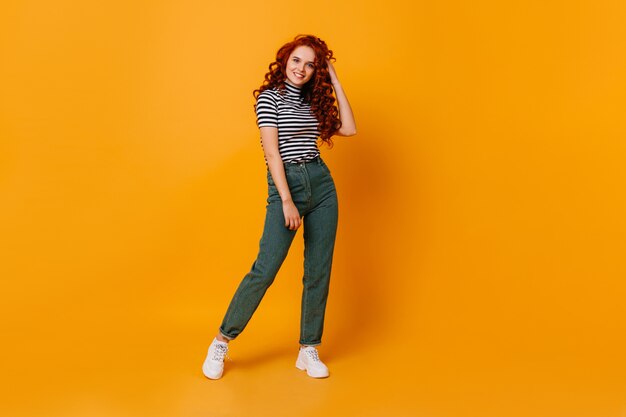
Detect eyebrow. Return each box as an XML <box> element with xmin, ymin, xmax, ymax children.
<box><xmin>292</xmin><ymin>55</ymin><xmax>315</xmax><ymax>64</ymax></box>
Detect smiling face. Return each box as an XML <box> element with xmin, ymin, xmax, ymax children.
<box><xmin>284</xmin><ymin>45</ymin><xmax>316</xmax><ymax>87</ymax></box>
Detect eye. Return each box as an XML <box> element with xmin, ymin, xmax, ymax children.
<box><xmin>292</xmin><ymin>57</ymin><xmax>299</xmax><ymax>62</ymax></box>
<box><xmin>306</xmin><ymin>63</ymin><xmax>315</xmax><ymax>69</ymax></box>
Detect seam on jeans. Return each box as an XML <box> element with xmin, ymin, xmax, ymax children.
<box><xmin>302</xmin><ymin>167</ymin><xmax>312</xmax><ymax>213</ymax></box>
<box><xmin>301</xmin><ymin>284</ymin><xmax>308</xmax><ymax>343</ymax></box>
<box><xmin>301</xmin><ymin>230</ymin><xmax>311</xmax><ymax>344</ymax></box>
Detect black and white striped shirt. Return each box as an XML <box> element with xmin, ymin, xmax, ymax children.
<box><xmin>255</xmin><ymin>81</ymin><xmax>321</xmax><ymax>164</ymax></box>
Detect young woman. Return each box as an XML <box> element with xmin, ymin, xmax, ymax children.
<box><xmin>202</xmin><ymin>34</ymin><xmax>356</xmax><ymax>379</ymax></box>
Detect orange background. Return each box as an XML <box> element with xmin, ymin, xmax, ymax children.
<box><xmin>2</xmin><ymin>1</ymin><xmax>625</xmax><ymax>416</ymax></box>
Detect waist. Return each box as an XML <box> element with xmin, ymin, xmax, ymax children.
<box><xmin>285</xmin><ymin>155</ymin><xmax>322</xmax><ymax>166</ymax></box>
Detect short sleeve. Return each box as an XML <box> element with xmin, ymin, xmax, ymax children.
<box><xmin>255</xmin><ymin>91</ymin><xmax>278</xmax><ymax>128</ymax></box>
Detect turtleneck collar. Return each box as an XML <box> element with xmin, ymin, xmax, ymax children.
<box><xmin>284</xmin><ymin>80</ymin><xmax>302</xmax><ymax>96</ymax></box>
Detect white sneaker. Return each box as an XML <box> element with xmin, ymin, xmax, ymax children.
<box><xmin>295</xmin><ymin>346</ymin><xmax>329</xmax><ymax>378</ymax></box>
<box><xmin>202</xmin><ymin>338</ymin><xmax>229</xmax><ymax>379</ymax></box>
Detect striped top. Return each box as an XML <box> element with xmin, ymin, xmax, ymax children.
<box><xmin>255</xmin><ymin>81</ymin><xmax>321</xmax><ymax>164</ymax></box>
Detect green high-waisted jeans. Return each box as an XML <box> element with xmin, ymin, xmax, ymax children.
<box><xmin>219</xmin><ymin>156</ymin><xmax>338</xmax><ymax>346</ymax></box>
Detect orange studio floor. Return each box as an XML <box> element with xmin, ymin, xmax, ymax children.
<box><xmin>2</xmin><ymin>292</ymin><xmax>625</xmax><ymax>417</ymax></box>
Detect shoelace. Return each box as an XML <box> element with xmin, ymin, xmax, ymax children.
<box><xmin>212</xmin><ymin>344</ymin><xmax>229</xmax><ymax>362</ymax></box>
<box><xmin>305</xmin><ymin>348</ymin><xmax>321</xmax><ymax>362</ymax></box>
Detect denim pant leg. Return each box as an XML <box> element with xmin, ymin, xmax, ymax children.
<box><xmin>300</xmin><ymin>191</ymin><xmax>338</xmax><ymax>345</ymax></box>
<box><xmin>219</xmin><ymin>189</ymin><xmax>298</xmax><ymax>340</ymax></box>
<box><xmin>299</xmin><ymin>160</ymin><xmax>339</xmax><ymax>346</ymax></box>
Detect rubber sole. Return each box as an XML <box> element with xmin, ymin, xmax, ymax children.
<box><xmin>202</xmin><ymin>364</ymin><xmax>223</xmax><ymax>380</ymax></box>
<box><xmin>295</xmin><ymin>358</ymin><xmax>329</xmax><ymax>378</ymax></box>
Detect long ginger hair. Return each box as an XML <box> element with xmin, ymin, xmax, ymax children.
<box><xmin>253</xmin><ymin>34</ymin><xmax>342</xmax><ymax>147</ymax></box>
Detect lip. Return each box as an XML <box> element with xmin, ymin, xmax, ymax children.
<box><xmin>293</xmin><ymin>71</ymin><xmax>305</xmax><ymax>79</ymax></box>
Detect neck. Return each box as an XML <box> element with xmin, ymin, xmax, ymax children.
<box><xmin>284</xmin><ymin>80</ymin><xmax>302</xmax><ymax>90</ymax></box>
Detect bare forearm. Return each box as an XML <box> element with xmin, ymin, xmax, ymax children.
<box><xmin>265</xmin><ymin>153</ymin><xmax>292</xmax><ymax>202</ymax></box>
<box><xmin>332</xmin><ymin>79</ymin><xmax>357</xmax><ymax>136</ymax></box>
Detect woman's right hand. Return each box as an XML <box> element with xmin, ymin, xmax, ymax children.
<box><xmin>282</xmin><ymin>199</ymin><xmax>302</xmax><ymax>231</ymax></box>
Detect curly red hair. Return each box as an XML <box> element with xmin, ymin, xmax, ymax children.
<box><xmin>253</xmin><ymin>34</ymin><xmax>341</xmax><ymax>147</ymax></box>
